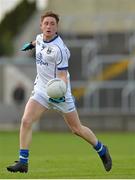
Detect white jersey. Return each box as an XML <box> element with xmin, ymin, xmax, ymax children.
<box><xmin>34</xmin><ymin>33</ymin><xmax>72</xmax><ymax>99</ymax></box>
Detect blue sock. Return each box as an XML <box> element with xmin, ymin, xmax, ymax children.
<box><xmin>94</xmin><ymin>141</ymin><xmax>106</xmax><ymax>156</ymax></box>
<box><xmin>19</xmin><ymin>149</ymin><xmax>29</xmax><ymax>164</ymax></box>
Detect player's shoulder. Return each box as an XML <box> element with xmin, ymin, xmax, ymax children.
<box><xmin>55</xmin><ymin>36</ymin><xmax>65</xmax><ymax>46</ymax></box>
<box><xmin>36</xmin><ymin>33</ymin><xmax>43</xmax><ymax>41</ymax></box>
<box><xmin>53</xmin><ymin>36</ymin><xmax>70</xmax><ymax>58</ymax></box>
<box><xmin>54</xmin><ymin>36</ymin><xmax>69</xmax><ymax>50</ymax></box>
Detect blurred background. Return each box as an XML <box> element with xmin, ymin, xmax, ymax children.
<box><xmin>1</xmin><ymin>0</ymin><xmax>135</xmax><ymax>132</ymax></box>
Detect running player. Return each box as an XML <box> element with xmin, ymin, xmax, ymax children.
<box><xmin>7</xmin><ymin>11</ymin><xmax>112</xmax><ymax>173</ymax></box>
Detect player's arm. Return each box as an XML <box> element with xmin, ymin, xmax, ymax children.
<box><xmin>57</xmin><ymin>70</ymin><xmax>68</xmax><ymax>85</ymax></box>
<box><xmin>21</xmin><ymin>40</ymin><xmax>36</xmax><ymax>51</ymax></box>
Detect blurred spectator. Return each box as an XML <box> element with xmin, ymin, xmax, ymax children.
<box><xmin>12</xmin><ymin>83</ymin><xmax>26</xmax><ymax>105</ymax></box>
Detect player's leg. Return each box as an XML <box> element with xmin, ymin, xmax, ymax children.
<box><xmin>20</xmin><ymin>98</ymin><xmax>47</xmax><ymax>149</ymax></box>
<box><xmin>63</xmin><ymin>110</ymin><xmax>112</xmax><ymax>171</ymax></box>
<box><xmin>7</xmin><ymin>98</ymin><xmax>48</xmax><ymax>173</ymax></box>
<box><xmin>63</xmin><ymin>110</ymin><xmax>97</xmax><ymax>145</ymax></box>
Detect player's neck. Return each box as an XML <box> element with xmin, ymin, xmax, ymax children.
<box><xmin>43</xmin><ymin>34</ymin><xmax>58</xmax><ymax>42</ymax></box>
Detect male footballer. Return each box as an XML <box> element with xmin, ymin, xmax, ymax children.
<box><xmin>7</xmin><ymin>11</ymin><xmax>112</xmax><ymax>173</ymax></box>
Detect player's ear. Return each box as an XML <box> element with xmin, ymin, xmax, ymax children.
<box><xmin>55</xmin><ymin>25</ymin><xmax>58</xmax><ymax>34</ymax></box>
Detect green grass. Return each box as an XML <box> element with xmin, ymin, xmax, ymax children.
<box><xmin>0</xmin><ymin>131</ymin><xmax>135</xmax><ymax>179</ymax></box>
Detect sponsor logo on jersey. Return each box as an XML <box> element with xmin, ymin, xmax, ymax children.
<box><xmin>36</xmin><ymin>52</ymin><xmax>48</xmax><ymax>66</ymax></box>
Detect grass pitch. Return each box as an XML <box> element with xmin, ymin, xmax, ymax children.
<box><xmin>0</xmin><ymin>131</ymin><xmax>135</xmax><ymax>179</ymax></box>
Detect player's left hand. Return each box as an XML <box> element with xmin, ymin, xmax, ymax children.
<box><xmin>49</xmin><ymin>96</ymin><xmax>65</xmax><ymax>103</ymax></box>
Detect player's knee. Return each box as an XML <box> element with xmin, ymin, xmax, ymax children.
<box><xmin>71</xmin><ymin>126</ymin><xmax>82</xmax><ymax>136</ymax></box>
<box><xmin>21</xmin><ymin>117</ymin><xmax>32</xmax><ymax>129</ymax></box>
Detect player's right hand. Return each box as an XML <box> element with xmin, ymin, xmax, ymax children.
<box><xmin>49</xmin><ymin>97</ymin><xmax>65</xmax><ymax>103</ymax></box>
<box><xmin>21</xmin><ymin>42</ymin><xmax>35</xmax><ymax>51</ymax></box>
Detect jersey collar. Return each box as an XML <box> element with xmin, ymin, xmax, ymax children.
<box><xmin>43</xmin><ymin>34</ymin><xmax>58</xmax><ymax>43</ymax></box>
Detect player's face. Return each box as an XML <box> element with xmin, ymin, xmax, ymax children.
<box><xmin>41</xmin><ymin>16</ymin><xmax>58</xmax><ymax>41</ymax></box>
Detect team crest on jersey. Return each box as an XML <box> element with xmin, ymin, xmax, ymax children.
<box><xmin>46</xmin><ymin>47</ymin><xmax>52</xmax><ymax>54</ymax></box>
